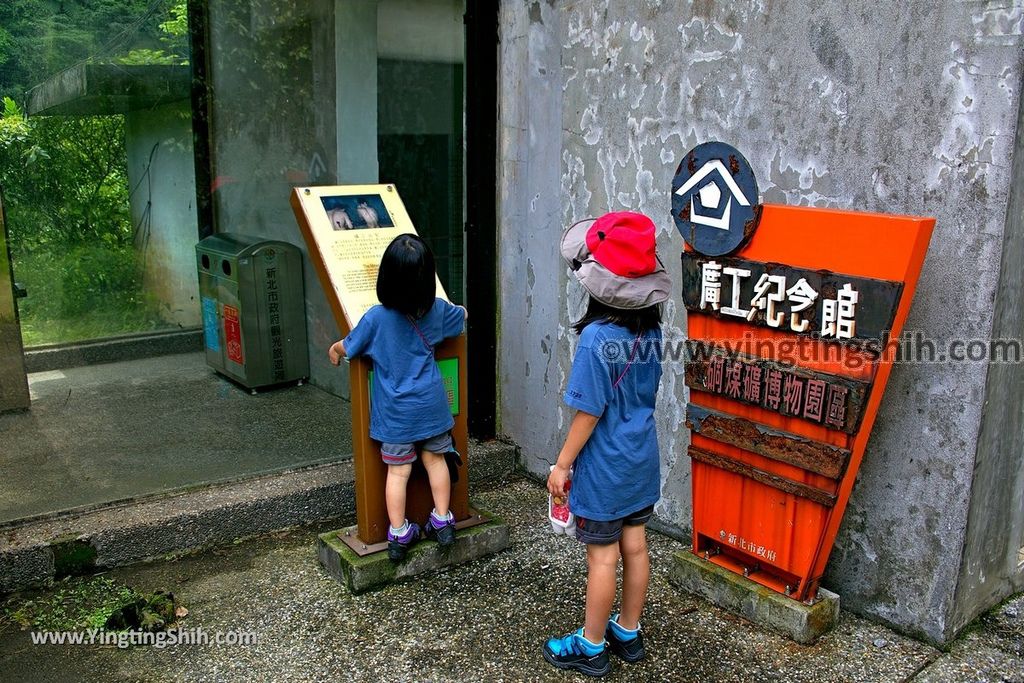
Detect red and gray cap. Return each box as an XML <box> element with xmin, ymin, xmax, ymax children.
<box><xmin>560</xmin><ymin>211</ymin><xmax>671</xmax><ymax>310</ymax></box>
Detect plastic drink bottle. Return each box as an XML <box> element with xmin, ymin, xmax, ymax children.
<box><xmin>548</xmin><ymin>465</ymin><xmax>576</xmax><ymax>536</ymax></box>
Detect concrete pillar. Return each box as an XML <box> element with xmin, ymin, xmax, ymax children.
<box><xmin>125</xmin><ymin>102</ymin><xmax>201</xmax><ymax>328</ymax></box>
<box><xmin>0</xmin><ymin>196</ymin><xmax>29</xmax><ymax>413</ymax></box>
<box><xmin>335</xmin><ymin>0</ymin><xmax>379</xmax><ymax>184</ymax></box>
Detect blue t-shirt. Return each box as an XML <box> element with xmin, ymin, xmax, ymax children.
<box><xmin>565</xmin><ymin>321</ymin><xmax>662</xmax><ymax>521</ymax></box>
<box><xmin>343</xmin><ymin>298</ymin><xmax>465</xmax><ymax>443</ymax></box>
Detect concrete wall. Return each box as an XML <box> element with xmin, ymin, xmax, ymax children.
<box><xmin>125</xmin><ymin>102</ymin><xmax>201</xmax><ymax>328</ymax></box>
<box><xmin>497</xmin><ymin>0</ymin><xmax>1024</xmax><ymax>645</ymax></box>
<box><xmin>953</xmin><ymin>66</ymin><xmax>1024</xmax><ymax>634</ymax></box>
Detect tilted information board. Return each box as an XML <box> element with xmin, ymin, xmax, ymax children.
<box><xmin>291</xmin><ymin>184</ymin><xmax>470</xmax><ymax>549</ymax></box>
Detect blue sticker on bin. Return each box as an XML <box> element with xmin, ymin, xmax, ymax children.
<box><xmin>202</xmin><ymin>297</ymin><xmax>221</xmax><ymax>352</ymax></box>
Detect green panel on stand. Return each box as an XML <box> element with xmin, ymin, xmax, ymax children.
<box><xmin>369</xmin><ymin>357</ymin><xmax>459</xmax><ymax>416</ymax></box>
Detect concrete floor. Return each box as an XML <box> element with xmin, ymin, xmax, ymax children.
<box><xmin>0</xmin><ymin>478</ymin><xmax>1020</xmax><ymax>682</ymax></box>
<box><xmin>0</xmin><ymin>352</ymin><xmax>352</xmax><ymax>524</ymax></box>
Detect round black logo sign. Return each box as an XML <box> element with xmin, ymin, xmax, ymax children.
<box><xmin>671</xmin><ymin>142</ymin><xmax>760</xmax><ymax>256</ymax></box>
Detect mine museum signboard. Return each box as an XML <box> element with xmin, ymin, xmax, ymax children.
<box><xmin>673</xmin><ymin>142</ymin><xmax>934</xmax><ymax>600</ymax></box>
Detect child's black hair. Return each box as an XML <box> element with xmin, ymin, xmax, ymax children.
<box><xmin>377</xmin><ymin>234</ymin><xmax>436</xmax><ymax>318</ymax></box>
<box><xmin>573</xmin><ymin>297</ymin><xmax>662</xmax><ymax>335</ymax></box>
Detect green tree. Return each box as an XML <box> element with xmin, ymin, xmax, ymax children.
<box><xmin>0</xmin><ymin>0</ymin><xmax>187</xmax><ymax>344</ymax></box>
<box><xmin>0</xmin><ymin>0</ymin><xmax>173</xmax><ymax>104</ymax></box>
<box><xmin>118</xmin><ymin>0</ymin><xmax>189</xmax><ymax>66</ymax></box>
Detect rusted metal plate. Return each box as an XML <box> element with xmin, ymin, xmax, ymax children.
<box><xmin>684</xmin><ymin>345</ymin><xmax>870</xmax><ymax>434</ymax></box>
<box><xmin>682</xmin><ymin>253</ymin><xmax>903</xmax><ymax>344</ymax></box>
<box><xmin>686</xmin><ymin>405</ymin><xmax>850</xmax><ymax>479</ymax></box>
<box><xmin>688</xmin><ymin>446</ymin><xmax>838</xmax><ymax>508</ymax></box>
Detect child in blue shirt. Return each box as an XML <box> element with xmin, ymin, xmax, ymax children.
<box><xmin>328</xmin><ymin>234</ymin><xmax>466</xmax><ymax>562</ymax></box>
<box><xmin>544</xmin><ymin>212</ymin><xmax>671</xmax><ymax>677</ymax></box>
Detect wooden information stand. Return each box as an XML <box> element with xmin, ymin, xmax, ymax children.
<box><xmin>291</xmin><ymin>184</ymin><xmax>471</xmax><ymax>551</ymax></box>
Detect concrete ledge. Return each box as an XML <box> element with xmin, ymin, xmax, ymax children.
<box><xmin>669</xmin><ymin>550</ymin><xmax>840</xmax><ymax>645</ymax></box>
<box><xmin>25</xmin><ymin>329</ymin><xmax>203</xmax><ymax>373</ymax></box>
<box><xmin>0</xmin><ymin>461</ymin><xmax>356</xmax><ymax>594</ymax></box>
<box><xmin>0</xmin><ymin>439</ymin><xmax>518</xmax><ymax>596</ymax></box>
<box><xmin>318</xmin><ymin>511</ymin><xmax>511</xmax><ymax>594</ymax></box>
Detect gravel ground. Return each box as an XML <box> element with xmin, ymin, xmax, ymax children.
<box><xmin>0</xmin><ymin>477</ymin><xmax>1021</xmax><ymax>682</ymax></box>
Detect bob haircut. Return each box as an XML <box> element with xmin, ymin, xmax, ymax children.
<box><xmin>573</xmin><ymin>297</ymin><xmax>661</xmax><ymax>335</ymax></box>
<box><xmin>376</xmin><ymin>233</ymin><xmax>437</xmax><ymax>318</ymax></box>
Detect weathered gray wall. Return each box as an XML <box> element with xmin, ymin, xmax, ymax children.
<box><xmin>953</xmin><ymin>60</ymin><xmax>1024</xmax><ymax>633</ymax></box>
<box><xmin>497</xmin><ymin>1</ymin><xmax>567</xmax><ymax>470</ymax></box>
<box><xmin>498</xmin><ymin>0</ymin><xmax>1024</xmax><ymax>644</ymax></box>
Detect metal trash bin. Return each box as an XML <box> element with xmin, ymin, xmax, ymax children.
<box><xmin>196</xmin><ymin>233</ymin><xmax>309</xmax><ymax>392</ymax></box>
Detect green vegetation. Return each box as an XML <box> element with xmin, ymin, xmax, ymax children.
<box><xmin>6</xmin><ymin>576</ymin><xmax>141</xmax><ymax>631</ymax></box>
<box><xmin>0</xmin><ymin>0</ymin><xmax>184</xmax><ymax>102</ymax></box>
<box><xmin>5</xmin><ymin>575</ymin><xmax>182</xmax><ymax>633</ymax></box>
<box><xmin>0</xmin><ymin>0</ymin><xmax>188</xmax><ymax>346</ymax></box>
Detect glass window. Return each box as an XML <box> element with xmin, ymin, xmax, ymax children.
<box><xmin>1</xmin><ymin>0</ymin><xmax>198</xmax><ymax>346</ymax></box>
<box><xmin>377</xmin><ymin>0</ymin><xmax>466</xmax><ymax>304</ymax></box>
<box><xmin>0</xmin><ymin>0</ymin><xmax>469</xmax><ymax>524</ymax></box>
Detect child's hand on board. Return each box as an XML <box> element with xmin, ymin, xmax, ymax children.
<box><xmin>547</xmin><ymin>464</ymin><xmax>570</xmax><ymax>498</ymax></box>
<box><xmin>328</xmin><ymin>340</ymin><xmax>345</xmax><ymax>366</ymax></box>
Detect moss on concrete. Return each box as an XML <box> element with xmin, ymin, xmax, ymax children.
<box><xmin>318</xmin><ymin>509</ymin><xmax>510</xmax><ymax>594</ymax></box>
<box><xmin>669</xmin><ymin>549</ymin><xmax>840</xmax><ymax>645</ymax></box>
<box><xmin>50</xmin><ymin>537</ymin><xmax>98</xmax><ymax>578</ymax></box>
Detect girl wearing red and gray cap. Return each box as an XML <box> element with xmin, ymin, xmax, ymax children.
<box><xmin>543</xmin><ymin>212</ymin><xmax>671</xmax><ymax>678</ymax></box>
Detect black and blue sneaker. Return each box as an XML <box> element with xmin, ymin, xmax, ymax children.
<box><xmin>605</xmin><ymin>613</ymin><xmax>645</xmax><ymax>663</ymax></box>
<box><xmin>542</xmin><ymin>628</ymin><xmax>611</xmax><ymax>677</ymax></box>
<box><xmin>387</xmin><ymin>522</ymin><xmax>420</xmax><ymax>562</ymax></box>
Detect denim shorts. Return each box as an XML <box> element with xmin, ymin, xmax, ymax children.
<box><xmin>380</xmin><ymin>431</ymin><xmax>453</xmax><ymax>466</ymax></box>
<box><xmin>575</xmin><ymin>505</ymin><xmax>655</xmax><ymax>545</ymax></box>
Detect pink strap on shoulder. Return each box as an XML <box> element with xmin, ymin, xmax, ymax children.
<box><xmin>407</xmin><ymin>315</ymin><xmax>435</xmax><ymax>357</ymax></box>
<box><xmin>612</xmin><ymin>332</ymin><xmax>643</xmax><ymax>390</ymax></box>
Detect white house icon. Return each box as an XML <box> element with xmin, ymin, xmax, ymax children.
<box><xmin>675</xmin><ymin>159</ymin><xmax>752</xmax><ymax>231</ymax></box>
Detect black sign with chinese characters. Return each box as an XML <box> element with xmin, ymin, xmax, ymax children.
<box><xmin>684</xmin><ymin>346</ymin><xmax>870</xmax><ymax>434</ymax></box>
<box><xmin>681</xmin><ymin>254</ymin><xmax>903</xmax><ymax>344</ymax></box>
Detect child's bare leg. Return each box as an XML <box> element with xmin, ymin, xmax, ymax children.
<box><xmin>584</xmin><ymin>542</ymin><xmax>620</xmax><ymax>643</ymax></box>
<box><xmin>420</xmin><ymin>450</ymin><xmax>450</xmax><ymax>517</ymax></box>
<box><xmin>385</xmin><ymin>463</ymin><xmax>412</xmax><ymax>529</ymax></box>
<box><xmin>618</xmin><ymin>524</ymin><xmax>650</xmax><ymax>629</ymax></box>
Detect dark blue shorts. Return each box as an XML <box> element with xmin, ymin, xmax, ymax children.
<box><xmin>575</xmin><ymin>505</ymin><xmax>655</xmax><ymax>545</ymax></box>
<box><xmin>380</xmin><ymin>432</ymin><xmax>452</xmax><ymax>466</ymax></box>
